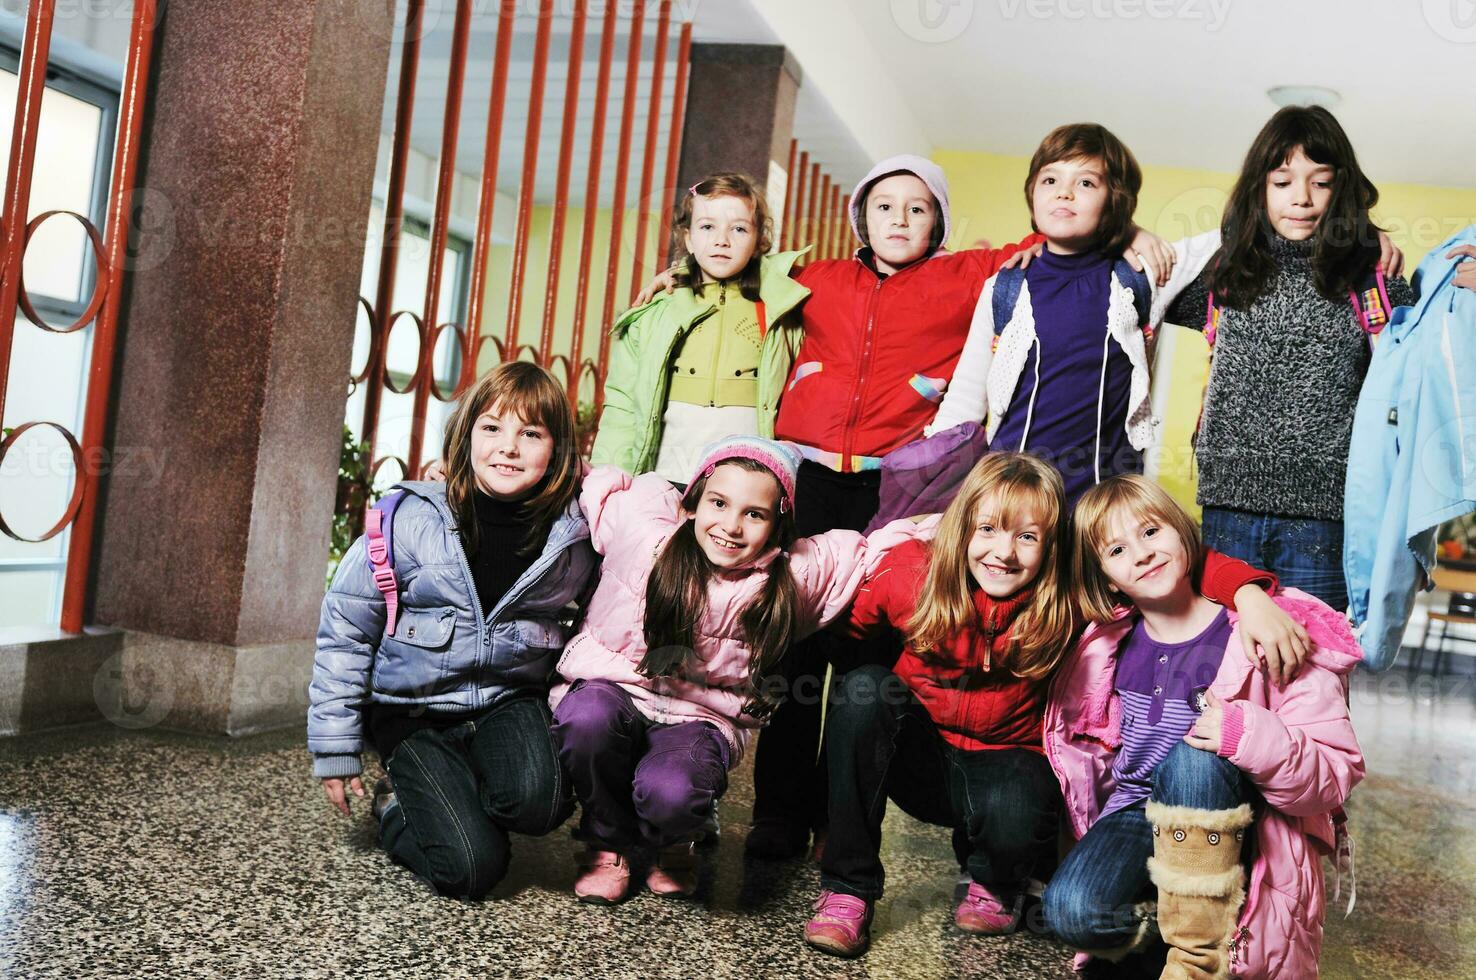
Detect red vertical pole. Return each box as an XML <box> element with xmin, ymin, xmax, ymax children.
<box><xmin>791</xmin><ymin>149</ymin><xmax>808</xmax><ymax>253</ymax></box>
<box><xmin>405</xmin><ymin>0</ymin><xmax>473</xmax><ymax>474</ymax></box>
<box><xmin>779</xmin><ymin>138</ymin><xmax>797</xmax><ymax>251</ymax></box>
<box><xmin>816</xmin><ymin>174</ymin><xmax>832</xmax><ymax>260</ymax></box>
<box><xmin>840</xmin><ymin>193</ymin><xmax>852</xmax><ymax>257</ymax></box>
<box><xmin>60</xmin><ymin>0</ymin><xmax>155</xmax><ymax>633</ymax></box>
<box><xmin>828</xmin><ymin>185</ymin><xmax>843</xmax><ymax>259</ymax></box>
<box><xmin>593</xmin><ymin>0</ymin><xmax>646</xmax><ymax>410</ymax></box>
<box><xmin>626</xmin><ymin>0</ymin><xmax>671</xmax><ymax>304</ymax></box>
<box><xmin>567</xmin><ymin>0</ymin><xmax>618</xmax><ymax>401</ymax></box>
<box><xmin>464</xmin><ymin>0</ymin><xmax>516</xmax><ymax>379</ymax></box>
<box><xmin>0</xmin><ymin>0</ymin><xmax>55</xmax><ymax>424</ymax></box>
<box><xmin>804</xmin><ymin>161</ymin><xmax>820</xmax><ymax>254</ymax></box>
<box><xmin>360</xmin><ymin>0</ymin><xmax>425</xmax><ymax>465</ymax></box>
<box><xmin>654</xmin><ymin>20</ymin><xmax>692</xmax><ymax>273</ymax></box>
<box><xmin>504</xmin><ymin>0</ymin><xmax>556</xmax><ymax>356</ymax></box>
<box><xmin>537</xmin><ymin>0</ymin><xmax>588</xmax><ymax>365</ymax></box>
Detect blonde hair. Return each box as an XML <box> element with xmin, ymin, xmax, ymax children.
<box><xmin>1071</xmin><ymin>475</ymin><xmax>1205</xmax><ymax>623</ymax></box>
<box><xmin>907</xmin><ymin>453</ymin><xmax>1076</xmax><ymax>679</ymax></box>
<box><xmin>440</xmin><ymin>361</ymin><xmax>580</xmax><ymax>556</ymax></box>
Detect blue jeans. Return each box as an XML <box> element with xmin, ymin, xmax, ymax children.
<box><xmin>1200</xmin><ymin>506</ymin><xmax>1348</xmax><ymax>612</ymax></box>
<box><xmin>378</xmin><ymin>695</ymin><xmax>573</xmax><ymax>899</ymax></box>
<box><xmin>1044</xmin><ymin>743</ymin><xmax>1249</xmax><ymax>952</ymax></box>
<box><xmin>819</xmin><ymin>665</ymin><xmax>1060</xmax><ymax>900</ymax></box>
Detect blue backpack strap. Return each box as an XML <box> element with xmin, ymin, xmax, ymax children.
<box><xmin>1347</xmin><ymin>267</ymin><xmax>1393</xmax><ymax>338</ymax></box>
<box><xmin>991</xmin><ymin>266</ymin><xmax>1027</xmax><ymax>342</ymax></box>
<box><xmin>1113</xmin><ymin>258</ymin><xmax>1153</xmax><ymax>330</ymax></box>
<box><xmin>365</xmin><ymin>490</ymin><xmax>406</xmax><ymax>637</ymax></box>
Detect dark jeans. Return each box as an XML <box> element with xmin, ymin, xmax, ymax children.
<box><xmin>752</xmin><ymin>461</ymin><xmax>888</xmax><ymax>831</ymax></box>
<box><xmin>551</xmin><ymin>679</ymin><xmax>731</xmax><ymax>850</ymax></box>
<box><xmin>1200</xmin><ymin>506</ymin><xmax>1348</xmax><ymax>612</ymax></box>
<box><xmin>1044</xmin><ymin>742</ymin><xmax>1250</xmax><ymax>952</ymax></box>
<box><xmin>378</xmin><ymin>695</ymin><xmax>573</xmax><ymax>900</ymax></box>
<box><xmin>819</xmin><ymin>664</ymin><xmax>1060</xmax><ymax>900</ymax></box>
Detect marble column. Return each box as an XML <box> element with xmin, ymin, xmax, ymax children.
<box><xmin>674</xmin><ymin>43</ymin><xmax>801</xmax><ymax>227</ymax></box>
<box><xmin>84</xmin><ymin>0</ymin><xmax>392</xmax><ymax>734</ymax></box>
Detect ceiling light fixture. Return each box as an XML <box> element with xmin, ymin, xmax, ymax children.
<box><xmin>1266</xmin><ymin>85</ymin><xmax>1342</xmax><ymax>109</ymax></box>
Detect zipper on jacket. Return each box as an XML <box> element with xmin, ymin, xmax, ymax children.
<box><xmin>842</xmin><ymin>277</ymin><xmax>885</xmax><ymax>465</ymax></box>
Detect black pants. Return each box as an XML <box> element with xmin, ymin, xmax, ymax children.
<box><xmin>751</xmin><ymin>461</ymin><xmax>894</xmax><ymax>830</ymax></box>
<box><xmin>378</xmin><ymin>696</ymin><xmax>573</xmax><ymax>899</ymax></box>
<box><xmin>819</xmin><ymin>665</ymin><xmax>1060</xmax><ymax>900</ymax></box>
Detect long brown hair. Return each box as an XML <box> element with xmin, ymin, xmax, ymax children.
<box><xmin>639</xmin><ymin>458</ymin><xmax>798</xmax><ymax>712</ymax></box>
<box><xmin>907</xmin><ymin>453</ymin><xmax>1076</xmax><ymax>679</ymax></box>
<box><xmin>1208</xmin><ymin>105</ymin><xmax>1383</xmax><ymax>308</ymax></box>
<box><xmin>1023</xmin><ymin>123</ymin><xmax>1142</xmax><ymax>257</ymax></box>
<box><xmin>670</xmin><ymin>172</ymin><xmax>774</xmax><ymax>302</ymax></box>
<box><xmin>440</xmin><ymin>361</ymin><xmax>580</xmax><ymax>557</ymax></box>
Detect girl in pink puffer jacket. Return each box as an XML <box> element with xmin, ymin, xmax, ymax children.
<box><xmin>550</xmin><ymin>436</ymin><xmax>906</xmax><ymax>906</ymax></box>
<box><xmin>1043</xmin><ymin>475</ymin><xmax>1363</xmax><ymax>979</ymax></box>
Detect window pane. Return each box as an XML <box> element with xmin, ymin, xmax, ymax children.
<box><xmin>0</xmin><ymin>69</ymin><xmax>105</xmax><ymax>307</ymax></box>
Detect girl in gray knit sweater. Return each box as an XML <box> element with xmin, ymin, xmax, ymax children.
<box><xmin>1165</xmin><ymin>107</ymin><xmax>1414</xmax><ymax>612</ymax></box>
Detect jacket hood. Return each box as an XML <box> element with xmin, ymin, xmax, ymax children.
<box><xmin>848</xmin><ymin>154</ymin><xmax>952</xmax><ymax>249</ymax></box>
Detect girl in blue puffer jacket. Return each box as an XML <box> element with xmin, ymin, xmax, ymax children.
<box><xmin>308</xmin><ymin>360</ymin><xmax>598</xmax><ymax>899</ymax></box>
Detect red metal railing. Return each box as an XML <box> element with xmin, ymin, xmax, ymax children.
<box><xmin>356</xmin><ymin>1</ymin><xmax>692</xmax><ymax>475</ymax></box>
<box><xmin>349</xmin><ymin>9</ymin><xmax>859</xmax><ymax>491</ymax></box>
<box><xmin>0</xmin><ymin>0</ymin><xmax>159</xmax><ymax>633</ymax></box>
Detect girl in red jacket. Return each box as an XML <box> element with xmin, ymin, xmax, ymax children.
<box><xmin>802</xmin><ymin>453</ymin><xmax>1305</xmax><ymax>959</ymax></box>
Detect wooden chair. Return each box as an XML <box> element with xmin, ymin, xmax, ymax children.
<box><xmin>1407</xmin><ymin>564</ymin><xmax>1476</xmax><ymax>675</ymax></box>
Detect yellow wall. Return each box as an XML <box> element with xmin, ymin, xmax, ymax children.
<box><xmin>934</xmin><ymin>148</ymin><xmax>1476</xmax><ymax>513</ymax></box>
<box><xmin>476</xmin><ymin>201</ymin><xmax>666</xmax><ymax>407</ymax></box>
<box><xmin>934</xmin><ymin>148</ymin><xmax>1476</xmax><ymax>269</ymax></box>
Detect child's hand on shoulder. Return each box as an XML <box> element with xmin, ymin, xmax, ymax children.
<box><xmin>1233</xmin><ymin>585</ymin><xmax>1310</xmax><ymax>687</ymax></box>
<box><xmin>1125</xmin><ymin>226</ymin><xmax>1176</xmax><ymax>286</ymax></box>
<box><xmin>1377</xmin><ymin>231</ymin><xmax>1405</xmax><ymax>278</ymax></box>
<box><xmin>321</xmin><ymin>775</ymin><xmax>365</xmax><ymax>816</ymax></box>
<box><xmin>633</xmin><ymin>263</ymin><xmax>681</xmax><ymax>306</ymax></box>
<box><xmin>999</xmin><ymin>240</ymin><xmax>1044</xmax><ymax>270</ymax></box>
<box><xmin>423</xmin><ymin>458</ymin><xmax>447</xmax><ymax>482</ymax></box>
<box><xmin>1448</xmin><ymin>244</ymin><xmax>1476</xmax><ymax>290</ymax></box>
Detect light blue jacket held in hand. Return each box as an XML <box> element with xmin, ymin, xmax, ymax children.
<box><xmin>1344</xmin><ymin>227</ymin><xmax>1476</xmax><ymax>671</ymax></box>
<box><xmin>307</xmin><ymin>481</ymin><xmax>598</xmax><ymax>777</ymax></box>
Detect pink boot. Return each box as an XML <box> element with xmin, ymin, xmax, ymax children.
<box><xmin>646</xmin><ymin>842</ymin><xmax>699</xmax><ymax>897</ymax></box>
<box><xmin>573</xmin><ymin>848</ymin><xmax>631</xmax><ymax>905</ymax></box>
<box><xmin>954</xmin><ymin>880</ymin><xmax>1023</xmax><ymax>934</ymax></box>
<box><xmin>803</xmin><ymin>890</ymin><xmax>873</xmax><ymax>958</ymax></box>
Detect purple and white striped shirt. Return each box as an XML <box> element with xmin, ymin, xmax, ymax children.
<box><xmin>1101</xmin><ymin>609</ymin><xmax>1232</xmax><ymax>817</ymax></box>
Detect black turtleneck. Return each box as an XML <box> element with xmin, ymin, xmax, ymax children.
<box><xmin>467</xmin><ymin>491</ymin><xmax>545</xmax><ymax>615</ymax></box>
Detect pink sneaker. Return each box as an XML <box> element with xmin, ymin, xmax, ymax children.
<box><xmin>646</xmin><ymin>842</ymin><xmax>699</xmax><ymax>897</ymax></box>
<box><xmin>803</xmin><ymin>890</ymin><xmax>873</xmax><ymax>958</ymax></box>
<box><xmin>573</xmin><ymin>848</ymin><xmax>631</xmax><ymax>905</ymax></box>
<box><xmin>954</xmin><ymin>880</ymin><xmax>1023</xmax><ymax>934</ymax></box>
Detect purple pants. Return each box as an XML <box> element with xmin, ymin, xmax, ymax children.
<box><xmin>552</xmin><ymin>679</ymin><xmax>730</xmax><ymax>849</ymax></box>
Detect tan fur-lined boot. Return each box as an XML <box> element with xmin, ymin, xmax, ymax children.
<box><xmin>1145</xmin><ymin>802</ymin><xmax>1253</xmax><ymax>980</ymax></box>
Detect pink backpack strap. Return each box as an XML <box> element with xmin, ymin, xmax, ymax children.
<box><xmin>1204</xmin><ymin>291</ymin><xmax>1220</xmax><ymax>348</ymax></box>
<box><xmin>1347</xmin><ymin>267</ymin><xmax>1393</xmax><ymax>338</ymax></box>
<box><xmin>365</xmin><ymin>491</ymin><xmax>405</xmax><ymax>637</ymax></box>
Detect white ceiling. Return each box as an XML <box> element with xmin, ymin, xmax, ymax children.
<box><xmin>388</xmin><ymin>0</ymin><xmax>1472</xmax><ymax>217</ymax></box>
<box><xmin>840</xmin><ymin>0</ymin><xmax>1472</xmax><ymax>188</ymax></box>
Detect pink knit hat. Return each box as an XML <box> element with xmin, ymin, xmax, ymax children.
<box><xmin>688</xmin><ymin>436</ymin><xmax>802</xmax><ymax>514</ymax></box>
<box><xmin>847</xmin><ymin>153</ymin><xmax>952</xmax><ymax>248</ymax></box>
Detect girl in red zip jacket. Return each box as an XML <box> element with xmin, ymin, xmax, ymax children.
<box><xmin>800</xmin><ymin>453</ymin><xmax>1307</xmax><ymax>960</ymax></box>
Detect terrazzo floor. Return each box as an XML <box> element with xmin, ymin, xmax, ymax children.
<box><xmin>1</xmin><ymin>669</ymin><xmax>1473</xmax><ymax>979</ymax></box>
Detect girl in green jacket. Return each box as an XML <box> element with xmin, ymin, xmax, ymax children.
<box><xmin>591</xmin><ymin>172</ymin><xmax>809</xmax><ymax>484</ymax></box>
